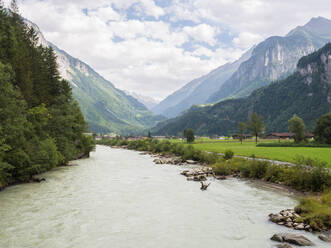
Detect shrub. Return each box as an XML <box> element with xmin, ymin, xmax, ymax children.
<box><xmin>238</xmin><ymin>163</ymin><xmax>251</xmax><ymax>177</ymax></box>
<box><xmin>223</xmin><ymin>149</ymin><xmax>234</xmax><ymax>160</ymax></box>
<box><xmin>264</xmin><ymin>165</ymin><xmax>285</xmax><ymax>183</ymax></box>
<box><xmin>213</xmin><ymin>161</ymin><xmax>233</xmax><ymax>175</ymax></box>
<box><xmin>182</xmin><ymin>145</ymin><xmax>195</xmax><ymax>160</ymax></box>
<box><xmin>248</xmin><ymin>160</ymin><xmax>268</xmax><ymax>179</ymax></box>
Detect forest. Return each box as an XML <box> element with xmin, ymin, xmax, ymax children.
<box><xmin>0</xmin><ymin>3</ymin><xmax>94</xmax><ymax>189</ymax></box>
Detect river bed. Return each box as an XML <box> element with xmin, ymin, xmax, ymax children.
<box><xmin>0</xmin><ymin>145</ymin><xmax>327</xmax><ymax>248</ymax></box>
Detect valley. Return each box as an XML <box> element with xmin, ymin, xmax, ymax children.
<box><xmin>0</xmin><ymin>1</ymin><xmax>330</xmax><ymax>248</ymax></box>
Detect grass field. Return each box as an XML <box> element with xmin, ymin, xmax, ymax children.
<box><xmin>172</xmin><ymin>138</ymin><xmax>331</xmax><ymax>167</ymax></box>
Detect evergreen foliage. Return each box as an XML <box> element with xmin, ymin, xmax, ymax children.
<box><xmin>0</xmin><ymin>6</ymin><xmax>94</xmax><ymax>188</ymax></box>
<box><xmin>183</xmin><ymin>129</ymin><xmax>195</xmax><ymax>143</ymax></box>
<box><xmin>314</xmin><ymin>113</ymin><xmax>331</xmax><ymax>144</ymax></box>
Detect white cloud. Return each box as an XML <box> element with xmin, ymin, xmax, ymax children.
<box><xmin>233</xmin><ymin>32</ymin><xmax>263</xmax><ymax>49</ymax></box>
<box><xmin>5</xmin><ymin>0</ymin><xmax>331</xmax><ymax>100</ymax></box>
<box><xmin>88</xmin><ymin>6</ymin><xmax>123</xmax><ymax>22</ymax></box>
<box><xmin>183</xmin><ymin>24</ymin><xmax>219</xmax><ymax>46</ymax></box>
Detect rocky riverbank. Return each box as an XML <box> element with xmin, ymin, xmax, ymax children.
<box><xmin>269</xmin><ymin>209</ymin><xmax>313</xmax><ymax>232</ymax></box>
<box><xmin>139</xmin><ymin>150</ymin><xmax>331</xmax><ymax>245</ymax></box>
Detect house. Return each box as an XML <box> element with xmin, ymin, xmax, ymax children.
<box><xmin>265</xmin><ymin>132</ymin><xmax>314</xmax><ymax>139</ymax></box>
<box><xmin>266</xmin><ymin>132</ymin><xmax>294</xmax><ymax>139</ymax></box>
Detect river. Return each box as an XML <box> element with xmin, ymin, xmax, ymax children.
<box><xmin>0</xmin><ymin>145</ymin><xmax>327</xmax><ymax>248</ymax></box>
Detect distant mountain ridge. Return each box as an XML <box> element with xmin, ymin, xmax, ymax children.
<box><xmin>152</xmin><ymin>43</ymin><xmax>331</xmax><ymax>136</ymax></box>
<box><xmin>208</xmin><ymin>16</ymin><xmax>331</xmax><ymax>103</ymax></box>
<box><xmin>124</xmin><ymin>91</ymin><xmax>160</xmax><ymax>110</ymax></box>
<box><xmin>25</xmin><ymin>19</ymin><xmax>164</xmax><ymax>134</ymax></box>
<box><xmin>153</xmin><ymin>47</ymin><xmax>253</xmax><ymax>117</ymax></box>
<box><xmin>153</xmin><ymin>17</ymin><xmax>331</xmax><ymax>118</ymax></box>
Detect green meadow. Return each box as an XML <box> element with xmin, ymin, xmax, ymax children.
<box><xmin>172</xmin><ymin>138</ymin><xmax>331</xmax><ymax>167</ymax></box>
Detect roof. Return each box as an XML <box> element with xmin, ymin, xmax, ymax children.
<box><xmin>267</xmin><ymin>132</ymin><xmax>294</xmax><ymax>137</ymax></box>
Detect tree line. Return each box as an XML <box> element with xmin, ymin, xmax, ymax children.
<box><xmin>0</xmin><ymin>1</ymin><xmax>94</xmax><ymax>189</ymax></box>
<box><xmin>237</xmin><ymin>112</ymin><xmax>331</xmax><ymax>144</ymax></box>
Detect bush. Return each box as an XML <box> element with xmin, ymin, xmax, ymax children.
<box><xmin>223</xmin><ymin>149</ymin><xmax>234</xmax><ymax>160</ymax></box>
<box><xmin>238</xmin><ymin>163</ymin><xmax>251</xmax><ymax>177</ymax></box>
<box><xmin>213</xmin><ymin>161</ymin><xmax>233</xmax><ymax>175</ymax></box>
<box><xmin>264</xmin><ymin>165</ymin><xmax>285</xmax><ymax>183</ymax></box>
<box><xmin>248</xmin><ymin>160</ymin><xmax>268</xmax><ymax>179</ymax></box>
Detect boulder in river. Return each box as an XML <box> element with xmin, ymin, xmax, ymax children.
<box><xmin>32</xmin><ymin>178</ymin><xmax>46</xmax><ymax>183</ymax></box>
<box><xmin>318</xmin><ymin>234</ymin><xmax>331</xmax><ymax>242</ymax></box>
<box><xmin>275</xmin><ymin>244</ymin><xmax>293</xmax><ymax>248</ymax></box>
<box><xmin>271</xmin><ymin>233</ymin><xmax>314</xmax><ymax>246</ymax></box>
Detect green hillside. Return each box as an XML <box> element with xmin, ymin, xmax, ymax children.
<box><xmin>51</xmin><ymin>45</ymin><xmax>165</xmax><ymax>135</ymax></box>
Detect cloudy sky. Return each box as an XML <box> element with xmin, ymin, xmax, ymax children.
<box><xmin>5</xmin><ymin>0</ymin><xmax>331</xmax><ymax>100</ymax></box>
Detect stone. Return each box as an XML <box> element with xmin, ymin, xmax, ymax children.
<box><xmin>318</xmin><ymin>234</ymin><xmax>331</xmax><ymax>242</ymax></box>
<box><xmin>275</xmin><ymin>244</ymin><xmax>292</xmax><ymax>248</ymax></box>
<box><xmin>294</xmin><ymin>223</ymin><xmax>305</xmax><ymax>230</ymax></box>
<box><xmin>271</xmin><ymin>234</ymin><xmax>283</xmax><ymax>242</ymax></box>
<box><xmin>270</xmin><ymin>214</ymin><xmax>285</xmax><ymax>223</ymax></box>
<box><xmin>186</xmin><ymin>160</ymin><xmax>197</xmax><ymax>164</ymax></box>
<box><xmin>282</xmin><ymin>233</ymin><xmax>314</xmax><ymax>246</ymax></box>
<box><xmin>304</xmin><ymin>225</ymin><xmax>310</xmax><ymax>230</ymax></box>
<box><xmin>285</xmin><ymin>222</ymin><xmax>293</xmax><ymax>228</ymax></box>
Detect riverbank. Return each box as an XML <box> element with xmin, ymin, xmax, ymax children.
<box><xmin>98</xmin><ymin>138</ymin><xmax>330</xmax><ymax>234</ymax></box>
<box><xmin>0</xmin><ymin>151</ymin><xmax>92</xmax><ymax>192</ymax></box>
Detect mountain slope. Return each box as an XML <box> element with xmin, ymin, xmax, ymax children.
<box><xmin>208</xmin><ymin>17</ymin><xmax>331</xmax><ymax>103</ymax></box>
<box><xmin>152</xmin><ymin>43</ymin><xmax>331</xmax><ymax>136</ymax></box>
<box><xmin>153</xmin><ymin>47</ymin><xmax>253</xmax><ymax>118</ymax></box>
<box><xmin>124</xmin><ymin>91</ymin><xmax>160</xmax><ymax>110</ymax></box>
<box><xmin>26</xmin><ymin>19</ymin><xmax>164</xmax><ymax>134</ymax></box>
<box><xmin>52</xmin><ymin>44</ymin><xmax>164</xmax><ymax>134</ymax></box>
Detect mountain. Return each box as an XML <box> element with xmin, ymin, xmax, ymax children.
<box><xmin>26</xmin><ymin>20</ymin><xmax>164</xmax><ymax>135</ymax></box>
<box><xmin>153</xmin><ymin>17</ymin><xmax>331</xmax><ymax>119</ymax></box>
<box><xmin>152</xmin><ymin>47</ymin><xmax>253</xmax><ymax>118</ymax></box>
<box><xmin>152</xmin><ymin>43</ymin><xmax>331</xmax><ymax>136</ymax></box>
<box><xmin>208</xmin><ymin>17</ymin><xmax>331</xmax><ymax>103</ymax></box>
<box><xmin>124</xmin><ymin>91</ymin><xmax>160</xmax><ymax>110</ymax></box>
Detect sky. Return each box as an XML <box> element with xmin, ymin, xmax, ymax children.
<box><xmin>5</xmin><ymin>0</ymin><xmax>331</xmax><ymax>100</ymax></box>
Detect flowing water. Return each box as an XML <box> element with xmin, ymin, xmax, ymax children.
<box><xmin>0</xmin><ymin>145</ymin><xmax>328</xmax><ymax>248</ymax></box>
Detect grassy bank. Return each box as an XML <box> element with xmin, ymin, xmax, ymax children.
<box><xmin>170</xmin><ymin>139</ymin><xmax>331</xmax><ymax>167</ymax></box>
<box><xmin>295</xmin><ymin>191</ymin><xmax>331</xmax><ymax>231</ymax></box>
<box><xmin>98</xmin><ymin>138</ymin><xmax>331</xmax><ymax>230</ymax></box>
